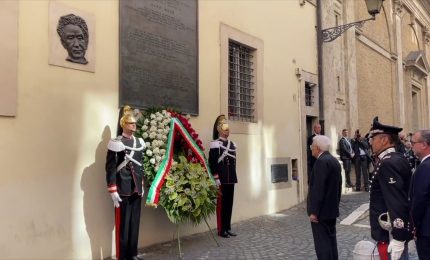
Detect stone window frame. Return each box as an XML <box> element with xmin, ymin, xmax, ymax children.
<box><xmin>220</xmin><ymin>23</ymin><xmax>263</xmax><ymax>135</ymax></box>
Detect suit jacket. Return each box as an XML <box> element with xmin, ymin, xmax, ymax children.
<box><xmin>351</xmin><ymin>138</ymin><xmax>370</xmax><ymax>160</ymax></box>
<box><xmin>411</xmin><ymin>157</ymin><xmax>430</xmax><ymax>237</ymax></box>
<box><xmin>338</xmin><ymin>137</ymin><xmax>353</xmax><ymax>160</ymax></box>
<box><xmin>307</xmin><ymin>134</ymin><xmax>317</xmax><ymax>168</ymax></box>
<box><xmin>307</xmin><ymin>151</ymin><xmax>342</xmax><ymax>220</ymax></box>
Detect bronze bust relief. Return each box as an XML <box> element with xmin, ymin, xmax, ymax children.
<box><xmin>57</xmin><ymin>14</ymin><xmax>89</xmax><ymax>65</ymax></box>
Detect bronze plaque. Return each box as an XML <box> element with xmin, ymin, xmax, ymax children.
<box><xmin>120</xmin><ymin>0</ymin><xmax>198</xmax><ymax>114</ymax></box>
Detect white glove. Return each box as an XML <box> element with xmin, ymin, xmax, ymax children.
<box><xmin>215</xmin><ymin>179</ymin><xmax>221</xmax><ymax>187</ymax></box>
<box><xmin>387</xmin><ymin>239</ymin><xmax>405</xmax><ymax>260</ymax></box>
<box><xmin>110</xmin><ymin>192</ymin><xmax>122</xmax><ymax>208</ymax></box>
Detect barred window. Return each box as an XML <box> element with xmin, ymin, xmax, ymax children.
<box><xmin>305</xmin><ymin>81</ymin><xmax>315</xmax><ymax>107</ymax></box>
<box><xmin>228</xmin><ymin>41</ymin><xmax>255</xmax><ymax>122</ymax></box>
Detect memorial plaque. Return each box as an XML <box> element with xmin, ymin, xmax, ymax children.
<box><xmin>120</xmin><ymin>0</ymin><xmax>198</xmax><ymax>114</ymax></box>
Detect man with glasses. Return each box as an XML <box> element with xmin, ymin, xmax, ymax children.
<box><xmin>410</xmin><ymin>130</ymin><xmax>430</xmax><ymax>259</ymax></box>
<box><xmin>368</xmin><ymin>117</ymin><xmax>413</xmax><ymax>260</ymax></box>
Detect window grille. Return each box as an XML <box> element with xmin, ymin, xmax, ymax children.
<box><xmin>305</xmin><ymin>82</ymin><xmax>315</xmax><ymax>107</ymax></box>
<box><xmin>228</xmin><ymin>41</ymin><xmax>255</xmax><ymax>122</ymax></box>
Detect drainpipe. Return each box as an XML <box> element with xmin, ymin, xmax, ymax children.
<box><xmin>316</xmin><ymin>0</ymin><xmax>325</xmax><ymax>131</ymax></box>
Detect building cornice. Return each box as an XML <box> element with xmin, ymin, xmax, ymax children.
<box><xmin>403</xmin><ymin>0</ymin><xmax>430</xmax><ymax>28</ymax></box>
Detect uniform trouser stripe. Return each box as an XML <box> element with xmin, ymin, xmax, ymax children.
<box><xmin>216</xmin><ymin>189</ymin><xmax>222</xmax><ymax>235</ymax></box>
<box><xmin>221</xmin><ymin>184</ymin><xmax>234</xmax><ymax>232</ymax></box>
<box><xmin>115</xmin><ymin>207</ymin><xmax>121</xmax><ymax>259</ymax></box>
<box><xmin>117</xmin><ymin>194</ymin><xmax>142</xmax><ymax>259</ymax></box>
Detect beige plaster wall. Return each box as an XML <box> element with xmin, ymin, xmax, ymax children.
<box><xmin>0</xmin><ymin>0</ymin><xmax>317</xmax><ymax>259</ymax></box>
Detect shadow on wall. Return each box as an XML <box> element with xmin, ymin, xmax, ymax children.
<box><xmin>81</xmin><ymin>125</ymin><xmax>114</xmax><ymax>259</ymax></box>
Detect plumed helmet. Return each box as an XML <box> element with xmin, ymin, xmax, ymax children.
<box><xmin>119</xmin><ymin>105</ymin><xmax>137</xmax><ymax>128</ymax></box>
<box><xmin>212</xmin><ymin>114</ymin><xmax>229</xmax><ymax>139</ymax></box>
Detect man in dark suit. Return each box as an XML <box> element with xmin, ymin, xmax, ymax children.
<box><xmin>307</xmin><ymin>135</ymin><xmax>342</xmax><ymax>260</ymax></box>
<box><xmin>410</xmin><ymin>130</ymin><xmax>430</xmax><ymax>259</ymax></box>
<box><xmin>368</xmin><ymin>117</ymin><xmax>412</xmax><ymax>260</ymax></box>
<box><xmin>307</xmin><ymin>123</ymin><xmax>322</xmax><ymax>183</ymax></box>
<box><xmin>338</xmin><ymin>129</ymin><xmax>354</xmax><ymax>188</ymax></box>
<box><xmin>352</xmin><ymin>129</ymin><xmax>370</xmax><ymax>191</ymax></box>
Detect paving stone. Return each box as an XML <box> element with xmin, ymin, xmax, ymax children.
<box><xmin>138</xmin><ymin>192</ymin><xmax>418</xmax><ymax>259</ymax></box>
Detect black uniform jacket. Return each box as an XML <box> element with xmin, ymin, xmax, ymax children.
<box><xmin>208</xmin><ymin>138</ymin><xmax>237</xmax><ymax>184</ymax></box>
<box><xmin>307</xmin><ymin>151</ymin><xmax>342</xmax><ymax>220</ymax></box>
<box><xmin>369</xmin><ymin>148</ymin><xmax>413</xmax><ymax>242</ymax></box>
<box><xmin>106</xmin><ymin>135</ymin><xmax>145</xmax><ymax>196</ymax></box>
<box><xmin>411</xmin><ymin>157</ymin><xmax>430</xmax><ymax>237</ymax></box>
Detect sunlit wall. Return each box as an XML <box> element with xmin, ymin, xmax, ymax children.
<box><xmin>0</xmin><ymin>0</ymin><xmax>317</xmax><ymax>258</ymax></box>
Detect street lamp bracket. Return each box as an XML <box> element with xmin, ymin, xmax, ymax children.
<box><xmin>321</xmin><ymin>16</ymin><xmax>375</xmax><ymax>43</ymax></box>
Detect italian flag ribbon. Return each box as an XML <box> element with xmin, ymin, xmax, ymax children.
<box><xmin>146</xmin><ymin>117</ymin><xmax>214</xmax><ymax>207</ymax></box>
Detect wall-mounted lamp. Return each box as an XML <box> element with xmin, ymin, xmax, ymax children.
<box><xmin>321</xmin><ymin>0</ymin><xmax>384</xmax><ymax>42</ymax></box>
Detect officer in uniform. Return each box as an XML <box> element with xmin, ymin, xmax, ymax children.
<box><xmin>106</xmin><ymin>106</ymin><xmax>146</xmax><ymax>260</ymax></box>
<box><xmin>209</xmin><ymin>115</ymin><xmax>238</xmax><ymax>238</ymax></box>
<box><xmin>368</xmin><ymin>117</ymin><xmax>413</xmax><ymax>260</ymax></box>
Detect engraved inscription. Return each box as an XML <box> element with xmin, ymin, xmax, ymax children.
<box><xmin>120</xmin><ymin>0</ymin><xmax>198</xmax><ymax>114</ymax></box>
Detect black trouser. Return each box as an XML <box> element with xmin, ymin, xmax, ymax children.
<box><xmin>341</xmin><ymin>159</ymin><xmax>352</xmax><ymax>186</ymax></box>
<box><xmin>416</xmin><ymin>236</ymin><xmax>430</xmax><ymax>260</ymax></box>
<box><xmin>311</xmin><ymin>219</ymin><xmax>338</xmax><ymax>260</ymax></box>
<box><xmin>217</xmin><ymin>184</ymin><xmax>235</xmax><ymax>234</ymax></box>
<box><xmin>355</xmin><ymin>155</ymin><xmax>369</xmax><ymax>189</ymax></box>
<box><xmin>115</xmin><ymin>193</ymin><xmax>142</xmax><ymax>260</ymax></box>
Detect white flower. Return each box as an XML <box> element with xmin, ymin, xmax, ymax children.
<box><xmin>186</xmin><ymin>114</ymin><xmax>191</xmax><ymax>120</ymax></box>
<box><xmin>159</xmin><ymin>149</ymin><xmax>166</xmax><ymax>155</ymax></box>
<box><xmin>166</xmin><ymin>112</ymin><xmax>171</xmax><ymax>117</ymax></box>
<box><xmin>157</xmin><ymin>134</ymin><xmax>163</xmax><ymax>140</ymax></box>
<box><xmin>155</xmin><ymin>155</ymin><xmax>162</xmax><ymax>162</ymax></box>
<box><xmin>155</xmin><ymin>112</ymin><xmax>162</xmax><ymax>117</ymax></box>
<box><xmin>141</xmin><ymin>125</ymin><xmax>148</xmax><ymax>131</ymax></box>
<box><xmin>151</xmin><ymin>140</ymin><xmax>158</xmax><ymax>147</ymax></box>
<box><xmin>162</xmin><ymin>135</ymin><xmax>167</xmax><ymax>141</ymax></box>
<box><xmin>149</xmin><ymin>132</ymin><xmax>156</xmax><ymax>139</ymax></box>
<box><xmin>164</xmin><ymin>129</ymin><xmax>169</xmax><ymax>134</ymax></box>
<box><xmin>150</xmin><ymin>126</ymin><xmax>157</xmax><ymax>132</ymax></box>
<box><xmin>144</xmin><ymin>119</ymin><xmax>149</xmax><ymax>125</ymax></box>
<box><xmin>142</xmin><ymin>133</ymin><xmax>148</xmax><ymax>139</ymax></box>
<box><xmin>155</xmin><ymin>165</ymin><xmax>159</xmax><ymax>171</ymax></box>
<box><xmin>156</xmin><ymin>116</ymin><xmax>163</xmax><ymax>122</ymax></box>
<box><xmin>145</xmin><ymin>142</ymin><xmax>151</xmax><ymax>148</ymax></box>
<box><xmin>146</xmin><ymin>150</ymin><xmax>153</xmax><ymax>156</ymax></box>
<box><xmin>153</xmin><ymin>147</ymin><xmax>160</xmax><ymax>155</ymax></box>
<box><xmin>150</xmin><ymin>120</ymin><xmax>157</xmax><ymax>126</ymax></box>
<box><xmin>162</xmin><ymin>110</ymin><xmax>167</xmax><ymax>115</ymax></box>
<box><xmin>150</xmin><ymin>158</ymin><xmax>156</xmax><ymax>164</ymax></box>
<box><xmin>150</xmin><ymin>114</ymin><xmax>156</xmax><ymax>119</ymax></box>
<box><xmin>157</xmin><ymin>129</ymin><xmax>164</xmax><ymax>134</ymax></box>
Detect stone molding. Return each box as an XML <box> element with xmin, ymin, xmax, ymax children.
<box><xmin>393</xmin><ymin>0</ymin><xmax>404</xmax><ymax>15</ymax></box>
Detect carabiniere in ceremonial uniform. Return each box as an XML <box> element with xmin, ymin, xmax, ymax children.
<box><xmin>209</xmin><ymin>115</ymin><xmax>238</xmax><ymax>238</ymax></box>
<box><xmin>106</xmin><ymin>106</ymin><xmax>146</xmax><ymax>260</ymax></box>
<box><xmin>368</xmin><ymin>117</ymin><xmax>413</xmax><ymax>260</ymax></box>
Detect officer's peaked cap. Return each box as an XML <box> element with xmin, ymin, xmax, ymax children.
<box><xmin>369</xmin><ymin>116</ymin><xmax>402</xmax><ymax>137</ymax></box>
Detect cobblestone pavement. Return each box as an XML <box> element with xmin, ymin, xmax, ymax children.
<box><xmin>139</xmin><ymin>192</ymin><xmax>418</xmax><ymax>259</ymax></box>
